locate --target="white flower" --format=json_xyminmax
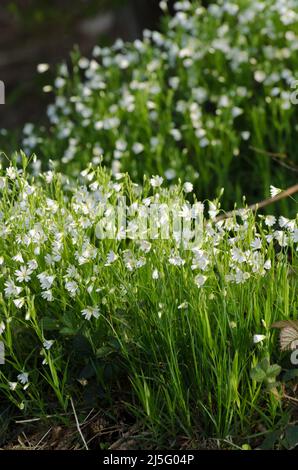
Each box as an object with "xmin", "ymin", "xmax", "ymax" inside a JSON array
[
  {"xmin": 274, "ymin": 230, "xmax": 289, "ymax": 247},
  {"xmin": 152, "ymin": 269, "xmax": 159, "ymax": 279},
  {"xmin": 279, "ymin": 216, "xmax": 295, "ymax": 231},
  {"xmin": 170, "ymin": 128, "xmax": 182, "ymax": 141},
  {"xmin": 0, "ymin": 321, "xmax": 5, "ymax": 334},
  {"xmin": 105, "ymin": 250, "xmax": 118, "ymax": 266},
  {"xmin": 13, "ymin": 298, "xmax": 25, "ymax": 309},
  {"xmin": 270, "ymin": 185, "xmax": 282, "ymax": 198},
  {"xmin": 235, "ymin": 269, "xmax": 250, "ymax": 284},
  {"xmin": 265, "ymin": 234, "xmax": 274, "ymax": 243},
  {"xmin": 232, "ymin": 106, "xmax": 243, "ymax": 118},
  {"xmin": 150, "ymin": 175, "xmax": 164, "ymax": 187},
  {"xmin": 231, "ymin": 248, "xmax": 246, "ymax": 263},
  {"xmin": 94, "ymin": 120, "xmax": 103, "ymax": 130},
  {"xmin": 254, "ymin": 70, "xmax": 266, "ymax": 83},
  {"xmin": 251, "ymin": 238, "xmax": 262, "ymax": 250},
  {"xmin": 6, "ymin": 166, "xmax": 18, "ymax": 180},
  {"xmin": 45, "ymin": 254, "xmax": 55, "ymax": 266},
  {"xmin": 45, "ymin": 171, "xmax": 54, "ymax": 184},
  {"xmin": 78, "ymin": 57, "xmax": 89, "ymax": 69},
  {"xmin": 55, "ymin": 77, "xmax": 66, "ymax": 88},
  {"xmin": 65, "ymin": 265, "xmax": 79, "ymax": 279},
  {"xmin": 253, "ymin": 334, "xmax": 266, "ymax": 344},
  {"xmin": 169, "ymin": 255, "xmax": 185, "ymax": 266},
  {"xmin": 37, "ymin": 63, "xmax": 49, "ymax": 73},
  {"xmin": 65, "ymin": 280, "xmax": 79, "ymax": 295},
  {"xmin": 263, "ymin": 260, "xmax": 271, "ymax": 270},
  {"xmin": 191, "ymin": 249, "xmax": 209, "ymax": 271},
  {"xmin": 132, "ymin": 142, "xmax": 144, "ymax": 154},
  {"xmin": 183, "ymin": 182, "xmax": 193, "ymax": 193},
  {"xmin": 4, "ymin": 280, "xmax": 22, "ymax": 298},
  {"xmin": 138, "ymin": 241, "xmax": 152, "ymax": 253},
  {"xmin": 43, "ymin": 339, "xmax": 54, "ymax": 350},
  {"xmin": 27, "ymin": 259, "xmax": 38, "ymax": 271},
  {"xmin": 179, "ymin": 204, "xmax": 192, "ymax": 220},
  {"xmin": 194, "ymin": 274, "xmax": 207, "ymax": 288},
  {"xmin": 208, "ymin": 202, "xmax": 219, "ymax": 219},
  {"xmin": 17, "ymin": 372, "xmax": 29, "ymax": 385},
  {"xmin": 241, "ymin": 131, "xmax": 250, "ymax": 140},
  {"xmin": 81, "ymin": 306, "xmax": 100, "ymax": 320},
  {"xmin": 15, "ymin": 266, "xmax": 33, "ymax": 283},
  {"xmin": 13, "ymin": 253, "xmax": 24, "ymax": 263},
  {"xmin": 164, "ymin": 169, "xmax": 176, "ymax": 180},
  {"xmin": 178, "ymin": 301, "xmax": 188, "ymax": 310},
  {"xmin": 264, "ymin": 215, "xmax": 276, "ymax": 227},
  {"xmin": 41, "ymin": 290, "xmax": 54, "ymax": 302},
  {"xmin": 37, "ymin": 272, "xmax": 55, "ymax": 289},
  {"xmin": 9, "ymin": 382, "xmax": 18, "ymax": 391},
  {"xmin": 42, "ymin": 85, "xmax": 52, "ymax": 93},
  {"xmin": 159, "ymin": 0, "xmax": 168, "ymax": 12}
]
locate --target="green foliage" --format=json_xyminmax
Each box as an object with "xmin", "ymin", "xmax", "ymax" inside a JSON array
[
  {"xmin": 250, "ymin": 358, "xmax": 281, "ymax": 385},
  {"xmin": 6, "ymin": 0, "xmax": 124, "ymax": 33}
]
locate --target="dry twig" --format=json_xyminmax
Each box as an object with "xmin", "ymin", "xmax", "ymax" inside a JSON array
[
  {"xmin": 216, "ymin": 184, "xmax": 298, "ymax": 222},
  {"xmin": 70, "ymin": 396, "xmax": 89, "ymax": 450}
]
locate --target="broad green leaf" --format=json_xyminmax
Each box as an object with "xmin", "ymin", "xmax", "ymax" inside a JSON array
[
  {"xmin": 250, "ymin": 366, "xmax": 266, "ymax": 382},
  {"xmin": 282, "ymin": 426, "xmax": 298, "ymax": 450}
]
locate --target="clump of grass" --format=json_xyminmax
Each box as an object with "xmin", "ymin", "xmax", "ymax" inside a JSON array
[
  {"xmin": 8, "ymin": 0, "xmax": 298, "ymax": 211},
  {"xmin": 0, "ymin": 158, "xmax": 297, "ymax": 445}
]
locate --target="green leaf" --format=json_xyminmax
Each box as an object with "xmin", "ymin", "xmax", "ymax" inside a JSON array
[
  {"xmin": 62, "ymin": 310, "xmax": 77, "ymax": 328},
  {"xmin": 250, "ymin": 366, "xmax": 267, "ymax": 382},
  {"xmin": 282, "ymin": 369, "xmax": 298, "ymax": 382},
  {"xmin": 282, "ymin": 426, "xmax": 298, "ymax": 450},
  {"xmin": 96, "ymin": 345, "xmax": 115, "ymax": 358},
  {"xmin": 40, "ymin": 316, "xmax": 59, "ymax": 331},
  {"xmin": 266, "ymin": 364, "xmax": 281, "ymax": 379},
  {"xmin": 60, "ymin": 327, "xmax": 77, "ymax": 336},
  {"xmin": 73, "ymin": 334, "xmax": 93, "ymax": 357},
  {"xmin": 259, "ymin": 357, "xmax": 270, "ymax": 371},
  {"xmin": 259, "ymin": 430, "xmax": 280, "ymax": 450},
  {"xmin": 78, "ymin": 363, "xmax": 96, "ymax": 380},
  {"xmin": 83, "ymin": 383, "xmax": 105, "ymax": 407},
  {"xmin": 60, "ymin": 311, "xmax": 80, "ymax": 335},
  {"xmin": 241, "ymin": 444, "xmax": 251, "ymax": 450}
]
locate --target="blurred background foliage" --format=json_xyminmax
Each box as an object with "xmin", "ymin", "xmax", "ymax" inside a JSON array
[
  {"xmin": 0, "ymin": 0, "xmax": 170, "ymax": 129},
  {"xmin": 5, "ymin": 0, "xmax": 124, "ymax": 33}
]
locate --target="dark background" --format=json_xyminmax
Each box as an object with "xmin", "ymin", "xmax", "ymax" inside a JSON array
[{"xmin": 0, "ymin": 0, "xmax": 175, "ymax": 130}]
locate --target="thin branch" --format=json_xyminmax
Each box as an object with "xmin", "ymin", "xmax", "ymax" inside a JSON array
[
  {"xmin": 249, "ymin": 146, "xmax": 287, "ymax": 159},
  {"xmin": 271, "ymin": 157, "xmax": 298, "ymax": 173},
  {"xmin": 283, "ymin": 393, "xmax": 298, "ymax": 404},
  {"xmin": 108, "ymin": 423, "xmax": 139, "ymax": 450},
  {"xmin": 34, "ymin": 427, "xmax": 53, "ymax": 450},
  {"xmin": 216, "ymin": 184, "xmax": 298, "ymax": 222},
  {"xmin": 15, "ymin": 417, "xmax": 41, "ymax": 424},
  {"xmin": 15, "ymin": 411, "xmax": 72, "ymax": 424},
  {"xmin": 250, "ymin": 146, "xmax": 298, "ymax": 172},
  {"xmin": 70, "ymin": 396, "xmax": 89, "ymax": 450}
]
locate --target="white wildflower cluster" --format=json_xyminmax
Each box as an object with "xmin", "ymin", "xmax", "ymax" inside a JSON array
[
  {"xmin": 0, "ymin": 165, "xmax": 296, "ymax": 313},
  {"xmin": 18, "ymin": 0, "xmax": 298, "ymax": 205},
  {"xmin": 0, "ymin": 163, "xmax": 296, "ymax": 403}
]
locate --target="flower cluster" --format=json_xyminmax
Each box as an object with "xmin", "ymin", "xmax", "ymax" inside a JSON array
[
  {"xmin": 0, "ymin": 165, "xmax": 296, "ymax": 312},
  {"xmin": 0, "ymin": 161, "xmax": 296, "ymax": 435},
  {"xmin": 15, "ymin": 0, "xmax": 298, "ymax": 207}
]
